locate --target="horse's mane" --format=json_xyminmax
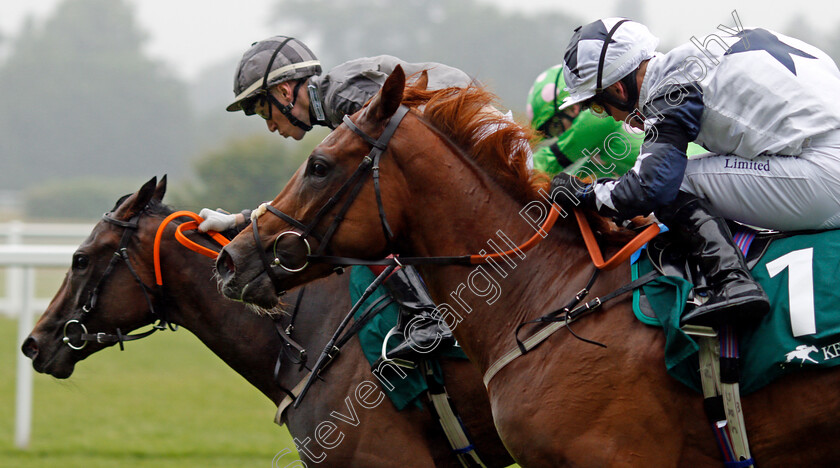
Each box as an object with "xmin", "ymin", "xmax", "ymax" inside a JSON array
[
  {"xmin": 399, "ymin": 84, "xmax": 644, "ymax": 241},
  {"xmin": 400, "ymin": 84, "xmax": 549, "ymax": 202},
  {"xmin": 145, "ymin": 199, "xmax": 175, "ymax": 217}
]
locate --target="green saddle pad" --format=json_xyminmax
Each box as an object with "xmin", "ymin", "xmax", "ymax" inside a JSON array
[
  {"xmin": 348, "ymin": 266, "xmax": 468, "ymax": 410},
  {"xmin": 632, "ymin": 228, "xmax": 840, "ymax": 394}
]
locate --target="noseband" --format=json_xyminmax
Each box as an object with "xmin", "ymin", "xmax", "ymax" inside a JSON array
[
  {"xmin": 62, "ymin": 212, "xmax": 174, "ymax": 350},
  {"xmin": 250, "ymin": 105, "xmax": 410, "ymax": 294}
]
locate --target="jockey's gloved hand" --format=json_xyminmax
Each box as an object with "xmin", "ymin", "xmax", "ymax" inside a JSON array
[
  {"xmin": 198, "ymin": 208, "xmax": 237, "ymax": 232},
  {"xmin": 549, "ymin": 173, "xmax": 589, "ymax": 211}
]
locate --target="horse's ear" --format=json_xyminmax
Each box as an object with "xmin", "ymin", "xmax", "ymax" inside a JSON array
[
  {"xmin": 368, "ymin": 65, "xmax": 405, "ymax": 121},
  {"xmin": 414, "ymin": 70, "xmax": 429, "ymax": 91},
  {"xmin": 153, "ymin": 174, "xmax": 167, "ymax": 202},
  {"xmin": 120, "ymin": 176, "xmax": 157, "ymax": 220}
]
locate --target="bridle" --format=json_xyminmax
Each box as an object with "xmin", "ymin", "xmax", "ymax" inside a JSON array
[
  {"xmin": 62, "ymin": 211, "xmax": 175, "ymax": 351},
  {"xmin": 60, "ymin": 206, "xmax": 320, "ymax": 405},
  {"xmin": 250, "ymin": 105, "xmax": 410, "ymax": 294},
  {"xmin": 249, "ymin": 104, "xmax": 563, "ymax": 296}
]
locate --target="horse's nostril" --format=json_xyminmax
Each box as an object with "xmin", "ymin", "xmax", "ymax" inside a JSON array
[
  {"xmin": 21, "ymin": 336, "xmax": 39, "ymax": 359},
  {"xmin": 216, "ymin": 250, "xmax": 235, "ymax": 279}
]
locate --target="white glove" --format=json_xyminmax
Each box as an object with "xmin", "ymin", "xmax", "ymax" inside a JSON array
[{"xmin": 198, "ymin": 208, "xmax": 237, "ymax": 232}]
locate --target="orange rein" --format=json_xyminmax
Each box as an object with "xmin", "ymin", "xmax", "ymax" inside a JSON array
[
  {"xmin": 468, "ymin": 203, "xmax": 562, "ymax": 264},
  {"xmin": 573, "ymin": 209, "xmax": 660, "ymax": 270},
  {"xmin": 465, "ymin": 203, "xmax": 658, "ymax": 270},
  {"xmin": 153, "ymin": 210, "xmax": 229, "ymax": 286}
]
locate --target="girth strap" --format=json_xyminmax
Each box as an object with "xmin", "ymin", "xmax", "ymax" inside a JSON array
[{"xmin": 483, "ymin": 269, "xmax": 659, "ymax": 387}]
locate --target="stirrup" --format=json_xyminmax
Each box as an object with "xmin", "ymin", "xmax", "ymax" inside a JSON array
[{"xmin": 380, "ymin": 325, "xmax": 417, "ymax": 369}]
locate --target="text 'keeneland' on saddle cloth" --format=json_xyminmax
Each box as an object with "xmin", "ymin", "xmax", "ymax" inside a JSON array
[{"xmin": 632, "ymin": 227, "xmax": 840, "ymax": 394}]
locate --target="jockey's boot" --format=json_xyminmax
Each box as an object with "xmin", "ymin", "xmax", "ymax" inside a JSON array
[
  {"xmin": 655, "ymin": 192, "xmax": 769, "ymax": 328},
  {"xmin": 382, "ymin": 265, "xmax": 455, "ymax": 363}
]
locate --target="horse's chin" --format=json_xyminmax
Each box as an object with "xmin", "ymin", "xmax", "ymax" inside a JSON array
[
  {"xmin": 33, "ymin": 353, "xmax": 77, "ymax": 379},
  {"xmin": 237, "ymin": 278, "xmax": 282, "ymax": 311}
]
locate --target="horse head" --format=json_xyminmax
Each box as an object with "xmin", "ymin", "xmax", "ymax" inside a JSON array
[
  {"xmin": 216, "ymin": 65, "xmax": 544, "ymax": 310},
  {"xmin": 21, "ymin": 176, "xmax": 169, "ymax": 378}
]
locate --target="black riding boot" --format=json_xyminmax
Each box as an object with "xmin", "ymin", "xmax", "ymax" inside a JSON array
[
  {"xmin": 655, "ymin": 192, "xmax": 770, "ymax": 328},
  {"xmin": 383, "ymin": 265, "xmax": 455, "ymax": 362}
]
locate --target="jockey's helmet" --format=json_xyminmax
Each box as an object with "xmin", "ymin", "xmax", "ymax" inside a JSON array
[
  {"xmin": 227, "ymin": 36, "xmax": 322, "ymax": 115},
  {"xmin": 560, "ymin": 18, "xmax": 658, "ymax": 114},
  {"xmin": 526, "ymin": 64, "xmax": 571, "ymax": 137}
]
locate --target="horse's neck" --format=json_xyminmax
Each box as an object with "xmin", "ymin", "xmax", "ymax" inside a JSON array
[
  {"xmin": 402, "ymin": 155, "xmax": 597, "ymax": 371},
  {"xmin": 155, "ymin": 233, "xmax": 286, "ymax": 405}
]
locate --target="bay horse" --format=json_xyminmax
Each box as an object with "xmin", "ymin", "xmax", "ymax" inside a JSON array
[
  {"xmin": 215, "ymin": 66, "xmax": 840, "ymax": 467},
  {"xmin": 21, "ymin": 176, "xmax": 511, "ymax": 467}
]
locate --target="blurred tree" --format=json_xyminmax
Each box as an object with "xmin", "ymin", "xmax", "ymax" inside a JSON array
[
  {"xmin": 23, "ymin": 176, "xmax": 146, "ymax": 221},
  {"xmin": 0, "ymin": 0, "xmax": 195, "ymax": 190},
  {"xmin": 169, "ymin": 130, "xmax": 327, "ymax": 213},
  {"xmin": 266, "ymin": 0, "xmax": 580, "ymax": 112}
]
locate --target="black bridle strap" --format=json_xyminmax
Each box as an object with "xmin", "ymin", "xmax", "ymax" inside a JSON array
[
  {"xmin": 514, "ymin": 269, "xmax": 660, "ymax": 353},
  {"xmin": 343, "ymin": 106, "xmax": 409, "ymax": 246},
  {"xmin": 311, "ymin": 158, "xmax": 375, "ymax": 256},
  {"xmin": 251, "ymin": 106, "xmax": 410, "ymax": 291},
  {"xmin": 82, "ymin": 216, "xmax": 138, "ymax": 312},
  {"xmin": 253, "ymin": 219, "xmax": 285, "ymax": 294},
  {"xmin": 294, "ymin": 264, "xmax": 398, "ymax": 408},
  {"xmin": 265, "ymin": 205, "xmax": 311, "ymax": 233},
  {"xmin": 271, "ymin": 285, "xmax": 310, "ymax": 401},
  {"xmin": 66, "ymin": 213, "xmax": 172, "ymax": 351},
  {"xmin": 309, "ymin": 254, "xmax": 474, "ymax": 266},
  {"xmin": 79, "ymin": 325, "xmax": 159, "ymax": 352}
]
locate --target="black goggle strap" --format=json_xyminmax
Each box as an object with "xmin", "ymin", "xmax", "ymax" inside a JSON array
[
  {"xmin": 261, "ymin": 38, "xmax": 294, "ymax": 91},
  {"xmin": 259, "ymin": 37, "xmax": 313, "ymax": 132},
  {"xmin": 595, "ymin": 19, "xmax": 630, "ymax": 93}
]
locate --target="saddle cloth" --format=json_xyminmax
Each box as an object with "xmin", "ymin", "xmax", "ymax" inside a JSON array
[
  {"xmin": 632, "ymin": 227, "xmax": 840, "ymax": 394},
  {"xmin": 348, "ymin": 266, "xmax": 467, "ymax": 410}
]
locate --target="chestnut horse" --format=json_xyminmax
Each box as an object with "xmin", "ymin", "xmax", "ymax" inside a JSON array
[
  {"xmin": 216, "ymin": 66, "xmax": 840, "ymax": 467},
  {"xmin": 21, "ymin": 177, "xmax": 511, "ymax": 467}
]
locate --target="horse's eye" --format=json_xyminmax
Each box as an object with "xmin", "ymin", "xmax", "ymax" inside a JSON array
[
  {"xmin": 72, "ymin": 254, "xmax": 89, "ymax": 270},
  {"xmin": 310, "ymin": 161, "xmax": 330, "ymax": 178}
]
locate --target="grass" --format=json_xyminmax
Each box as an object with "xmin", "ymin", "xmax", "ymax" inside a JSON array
[{"xmin": 0, "ymin": 316, "xmax": 301, "ymax": 468}]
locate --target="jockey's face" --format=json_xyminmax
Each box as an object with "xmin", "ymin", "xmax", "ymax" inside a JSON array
[{"xmin": 254, "ymin": 83, "xmax": 309, "ymax": 141}]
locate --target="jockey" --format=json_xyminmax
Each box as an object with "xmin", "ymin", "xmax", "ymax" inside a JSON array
[
  {"xmin": 526, "ymin": 63, "xmax": 643, "ymax": 179},
  {"xmin": 226, "ymin": 36, "xmax": 474, "ymax": 139},
  {"xmin": 550, "ymin": 18, "xmax": 840, "ymax": 328},
  {"xmin": 200, "ymin": 35, "xmax": 469, "ymax": 359},
  {"xmin": 526, "ymin": 64, "xmax": 707, "ymax": 180}
]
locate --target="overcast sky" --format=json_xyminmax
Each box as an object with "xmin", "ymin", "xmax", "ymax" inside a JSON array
[{"xmin": 2, "ymin": 0, "xmax": 839, "ymax": 81}]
